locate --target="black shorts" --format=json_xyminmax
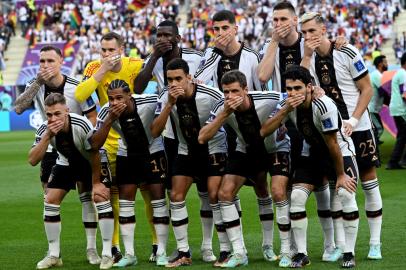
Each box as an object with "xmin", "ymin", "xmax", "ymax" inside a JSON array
[
  {"xmin": 293, "ymin": 155, "xmax": 358, "ymax": 187},
  {"xmin": 116, "ymin": 151, "xmax": 167, "ymax": 186},
  {"xmin": 40, "ymin": 150, "xmax": 58, "ymax": 183},
  {"xmin": 172, "ymin": 152, "xmax": 227, "ymax": 180},
  {"xmin": 47, "ymin": 163, "xmax": 92, "ymax": 191},
  {"xmin": 351, "ymin": 129, "xmax": 380, "ymax": 170},
  {"xmin": 225, "ymin": 151, "xmax": 268, "ymax": 181},
  {"xmin": 268, "ymin": 152, "xmax": 290, "ymax": 177}
]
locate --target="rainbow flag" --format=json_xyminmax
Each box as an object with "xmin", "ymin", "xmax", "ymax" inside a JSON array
[
  {"xmin": 70, "ymin": 7, "xmax": 82, "ymax": 29},
  {"xmin": 36, "ymin": 9, "xmax": 46, "ymax": 31},
  {"xmin": 128, "ymin": 0, "xmax": 149, "ymax": 11},
  {"xmin": 63, "ymin": 39, "xmax": 77, "ymax": 57}
]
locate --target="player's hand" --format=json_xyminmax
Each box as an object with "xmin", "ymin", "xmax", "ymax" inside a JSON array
[
  {"xmin": 108, "ymin": 103, "xmax": 127, "ymax": 120},
  {"xmin": 215, "ymin": 31, "xmax": 233, "ymax": 52},
  {"xmin": 286, "ymin": 94, "xmax": 305, "ymax": 111},
  {"xmin": 47, "ymin": 120, "xmax": 64, "ymax": 137},
  {"xmin": 311, "ymin": 85, "xmax": 325, "ymax": 99},
  {"xmin": 336, "ymin": 174, "xmax": 357, "ymax": 193},
  {"xmin": 334, "ymin": 36, "xmax": 348, "ymax": 50},
  {"xmin": 152, "ymin": 40, "xmax": 173, "ymax": 58},
  {"xmin": 168, "ymin": 85, "xmax": 185, "ymax": 105},
  {"xmin": 37, "ymin": 67, "xmax": 57, "ymax": 85},
  {"xmin": 272, "ymin": 23, "xmax": 291, "ymax": 43},
  {"xmin": 93, "ymin": 182, "xmax": 110, "ymax": 201},
  {"xmin": 224, "ymin": 96, "xmax": 243, "ymax": 114},
  {"xmin": 100, "ymin": 54, "xmax": 121, "ymax": 72},
  {"xmin": 342, "ymin": 120, "xmax": 354, "ymax": 136},
  {"xmin": 304, "ymin": 36, "xmax": 321, "ymax": 57}
]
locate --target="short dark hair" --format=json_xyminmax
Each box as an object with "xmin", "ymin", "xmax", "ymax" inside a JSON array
[
  {"xmin": 373, "ymin": 55, "xmax": 386, "ymax": 68},
  {"xmin": 158, "ymin": 20, "xmax": 179, "ymax": 35},
  {"xmin": 101, "ymin": 32, "xmax": 124, "ymax": 47},
  {"xmin": 401, "ymin": 53, "xmax": 406, "ymax": 66},
  {"xmin": 167, "ymin": 58, "xmax": 189, "ymax": 74},
  {"xmin": 212, "ymin": 10, "xmax": 235, "ymax": 24},
  {"xmin": 40, "ymin": 45, "xmax": 63, "ymax": 57},
  {"xmin": 273, "ymin": 1, "xmax": 296, "ymax": 14},
  {"xmin": 221, "ymin": 70, "xmax": 247, "ymax": 88},
  {"xmin": 44, "ymin": 93, "xmax": 66, "ymax": 106},
  {"xmin": 108, "ymin": 79, "xmax": 130, "ymax": 93},
  {"xmin": 283, "ymin": 65, "xmax": 313, "ymax": 86}
]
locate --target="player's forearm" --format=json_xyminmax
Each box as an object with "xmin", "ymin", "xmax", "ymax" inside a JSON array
[
  {"xmin": 150, "ymin": 104, "xmax": 172, "ymax": 138},
  {"xmin": 86, "ymin": 110, "xmax": 97, "ymax": 126},
  {"xmin": 15, "ymin": 80, "xmax": 41, "ymax": 114},
  {"xmin": 28, "ymin": 135, "xmax": 51, "ymax": 166},
  {"xmin": 75, "ymin": 76, "xmax": 99, "ymax": 103},
  {"xmin": 198, "ymin": 111, "xmax": 228, "ymax": 144},
  {"xmin": 257, "ymin": 41, "xmax": 278, "ymax": 83},
  {"xmin": 90, "ymin": 120, "xmax": 113, "ymax": 150},
  {"xmin": 260, "ymin": 106, "xmax": 288, "ymax": 138},
  {"xmin": 133, "ymin": 55, "xmax": 158, "ymax": 94},
  {"xmin": 300, "ymin": 55, "xmax": 312, "ymax": 70},
  {"xmin": 90, "ymin": 150, "xmax": 102, "ymax": 185},
  {"xmin": 325, "ymin": 133, "xmax": 345, "ymax": 176},
  {"xmin": 352, "ymin": 85, "xmax": 373, "ymax": 120}
]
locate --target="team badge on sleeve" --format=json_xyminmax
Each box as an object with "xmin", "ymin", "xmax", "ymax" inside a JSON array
[
  {"xmin": 156, "ymin": 102, "xmax": 162, "ymax": 113},
  {"xmin": 208, "ymin": 113, "xmax": 216, "ymax": 122},
  {"xmin": 354, "ymin": 60, "xmax": 365, "ymax": 72},
  {"xmin": 322, "ymin": 118, "xmax": 333, "ymax": 129}
]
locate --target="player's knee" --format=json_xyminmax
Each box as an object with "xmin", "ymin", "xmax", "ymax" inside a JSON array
[
  {"xmin": 290, "ymin": 188, "xmax": 309, "ymax": 213},
  {"xmin": 208, "ymin": 189, "xmax": 218, "ymax": 204},
  {"xmin": 217, "ymin": 187, "xmax": 233, "ymax": 202},
  {"xmin": 170, "ymin": 190, "xmax": 185, "ymax": 202},
  {"xmin": 338, "ymin": 188, "xmax": 358, "ymax": 213},
  {"xmin": 271, "ymin": 186, "xmax": 286, "ymax": 202}
]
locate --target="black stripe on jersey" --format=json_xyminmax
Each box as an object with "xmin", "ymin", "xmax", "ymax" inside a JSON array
[
  {"xmin": 353, "ymin": 70, "xmax": 368, "ymax": 82},
  {"xmin": 197, "ymin": 85, "xmax": 223, "ymax": 99},
  {"xmin": 250, "ymin": 93, "xmax": 280, "ymax": 99},
  {"xmin": 280, "ymin": 99, "xmax": 286, "ymax": 107},
  {"xmin": 136, "ymin": 100, "xmax": 158, "ymax": 106},
  {"xmin": 313, "ymin": 99, "xmax": 327, "ymax": 114},
  {"xmin": 212, "ymin": 100, "xmax": 225, "ymax": 113},
  {"xmin": 339, "ymin": 129, "xmax": 356, "ymax": 157},
  {"xmin": 135, "ymin": 96, "xmax": 158, "ymax": 103},
  {"xmin": 71, "ymin": 117, "xmax": 91, "ymax": 133},
  {"xmin": 339, "ymin": 47, "xmax": 356, "ymax": 59},
  {"xmin": 98, "ymin": 107, "xmax": 109, "ymax": 120},
  {"xmin": 182, "ymin": 48, "xmax": 203, "ymax": 56},
  {"xmin": 158, "ymin": 89, "xmax": 167, "ymax": 99},
  {"xmin": 243, "ymin": 47, "xmax": 261, "ymax": 62},
  {"xmin": 194, "ymin": 52, "xmax": 220, "ymax": 77},
  {"xmin": 27, "ymin": 78, "xmax": 36, "ymax": 85},
  {"xmin": 37, "ymin": 124, "xmax": 47, "ymax": 136},
  {"xmin": 66, "ymin": 77, "xmax": 80, "ymax": 85}
]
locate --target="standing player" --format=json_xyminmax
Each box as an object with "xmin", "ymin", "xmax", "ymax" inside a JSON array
[
  {"xmin": 257, "ymin": 3, "xmax": 349, "ymax": 260},
  {"xmin": 151, "ymin": 59, "xmax": 227, "ymax": 267},
  {"xmin": 74, "ymin": 32, "xmax": 158, "ymax": 262},
  {"xmin": 300, "ymin": 12, "xmax": 383, "ymax": 260},
  {"xmin": 260, "ymin": 66, "xmax": 359, "ymax": 268},
  {"xmin": 198, "ymin": 70, "xmax": 291, "ymax": 267},
  {"xmin": 134, "ymin": 21, "xmax": 216, "ymax": 262},
  {"xmin": 29, "ymin": 93, "xmax": 115, "ymax": 270},
  {"xmin": 90, "ymin": 80, "xmax": 169, "ymax": 267},
  {"xmin": 14, "ymin": 46, "xmax": 101, "ymax": 265}
]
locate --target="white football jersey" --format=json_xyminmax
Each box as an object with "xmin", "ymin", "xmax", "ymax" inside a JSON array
[
  {"xmin": 96, "ymin": 94, "xmax": 164, "ymax": 156},
  {"xmin": 208, "ymin": 91, "xmax": 290, "ymax": 154},
  {"xmin": 307, "ymin": 43, "xmax": 371, "ymax": 131},
  {"xmin": 156, "ymin": 83, "xmax": 227, "ymax": 155},
  {"xmin": 194, "ymin": 43, "xmax": 267, "ymax": 92},
  {"xmin": 283, "ymin": 95, "xmax": 355, "ymax": 157},
  {"xmin": 258, "ymin": 35, "xmax": 305, "ymax": 92},
  {"xmin": 33, "ymin": 113, "xmax": 94, "ymax": 166}
]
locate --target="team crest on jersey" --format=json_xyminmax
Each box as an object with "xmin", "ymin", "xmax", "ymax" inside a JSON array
[
  {"xmin": 198, "ymin": 59, "xmax": 206, "ymax": 69},
  {"xmin": 322, "ymin": 74, "xmax": 331, "ymax": 85},
  {"xmin": 354, "ymin": 60, "xmax": 365, "ymax": 72},
  {"xmin": 208, "ymin": 113, "xmax": 216, "ymax": 122},
  {"xmin": 322, "ymin": 118, "xmax": 333, "ymax": 129},
  {"xmin": 156, "ymin": 102, "xmax": 162, "ymax": 112}
]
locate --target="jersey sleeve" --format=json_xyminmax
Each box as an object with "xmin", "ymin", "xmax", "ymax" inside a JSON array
[
  {"xmin": 75, "ymin": 61, "xmax": 101, "ymax": 103},
  {"xmin": 32, "ymin": 122, "xmax": 48, "ymax": 147},
  {"xmin": 95, "ymin": 103, "xmax": 110, "ymax": 131},
  {"xmin": 345, "ymin": 45, "xmax": 368, "ymax": 81},
  {"xmin": 142, "ymin": 55, "xmax": 157, "ymax": 82},
  {"xmin": 155, "ymin": 88, "xmax": 168, "ymax": 116},
  {"xmin": 194, "ymin": 47, "xmax": 222, "ymax": 83},
  {"xmin": 80, "ymin": 95, "xmax": 97, "ymax": 114},
  {"xmin": 258, "ymin": 40, "xmax": 270, "ymax": 60},
  {"xmin": 206, "ymin": 99, "xmax": 225, "ymax": 124},
  {"xmin": 252, "ymin": 54, "xmax": 268, "ymax": 91},
  {"xmin": 315, "ymin": 98, "xmax": 340, "ymax": 134}
]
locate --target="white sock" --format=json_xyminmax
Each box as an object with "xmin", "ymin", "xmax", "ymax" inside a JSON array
[
  {"xmin": 198, "ymin": 191, "xmax": 214, "ymax": 250},
  {"xmin": 211, "ymin": 203, "xmax": 231, "ymax": 252},
  {"xmin": 287, "ymin": 188, "xmax": 297, "ymax": 254},
  {"xmin": 257, "ymin": 196, "xmax": 274, "ymax": 247},
  {"xmin": 79, "ymin": 192, "xmax": 97, "ymax": 250},
  {"xmin": 220, "ymin": 201, "xmax": 245, "ymax": 255},
  {"xmin": 275, "ymin": 199, "xmax": 291, "ymax": 254},
  {"xmin": 44, "ymin": 203, "xmax": 61, "ymax": 257},
  {"xmin": 170, "ymin": 200, "xmax": 189, "ymax": 252},
  {"xmin": 338, "ymin": 188, "xmax": 359, "ymax": 254},
  {"xmin": 290, "ymin": 186, "xmax": 310, "ymax": 254},
  {"xmin": 314, "ymin": 184, "xmax": 335, "ymax": 250},
  {"xmin": 362, "ymin": 179, "xmax": 382, "ymax": 245},
  {"xmin": 96, "ymin": 201, "xmax": 114, "ymax": 257},
  {"xmin": 233, "ymin": 195, "xmax": 246, "ymax": 251},
  {"xmin": 330, "ymin": 186, "xmax": 345, "ymax": 250},
  {"xmin": 152, "ymin": 199, "xmax": 170, "ymax": 256},
  {"xmin": 119, "ymin": 200, "xmax": 135, "ymax": 256}
]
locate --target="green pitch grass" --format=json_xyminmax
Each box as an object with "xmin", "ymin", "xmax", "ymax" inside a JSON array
[{"xmin": 0, "ymin": 131, "xmax": 405, "ymax": 269}]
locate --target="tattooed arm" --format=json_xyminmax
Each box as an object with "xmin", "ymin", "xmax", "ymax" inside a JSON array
[{"xmin": 15, "ymin": 79, "xmax": 42, "ymax": 114}]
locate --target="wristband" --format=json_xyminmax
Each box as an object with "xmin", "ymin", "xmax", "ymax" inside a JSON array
[{"xmin": 347, "ymin": 117, "xmax": 359, "ymax": 128}]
